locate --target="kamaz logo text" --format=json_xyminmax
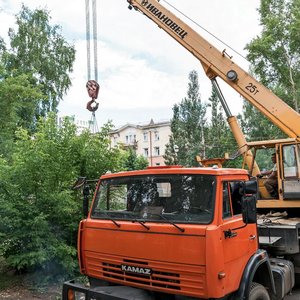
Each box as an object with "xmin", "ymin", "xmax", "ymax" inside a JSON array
[
  {"xmin": 121, "ymin": 264, "xmax": 152, "ymax": 275},
  {"xmin": 143, "ymin": 2, "xmax": 188, "ymax": 39}
]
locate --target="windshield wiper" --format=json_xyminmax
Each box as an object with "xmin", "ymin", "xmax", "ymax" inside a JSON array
[
  {"xmin": 146, "ymin": 213, "xmax": 185, "ymax": 233},
  {"xmin": 97, "ymin": 210, "xmax": 121, "ymax": 228},
  {"xmin": 125, "ymin": 214, "xmax": 150, "ymax": 230},
  {"xmin": 131, "ymin": 219, "xmax": 150, "ymax": 230}
]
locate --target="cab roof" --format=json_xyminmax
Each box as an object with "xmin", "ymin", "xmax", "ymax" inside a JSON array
[
  {"xmin": 247, "ymin": 138, "xmax": 297, "ymax": 148},
  {"xmin": 101, "ymin": 166, "xmax": 249, "ymax": 180}
]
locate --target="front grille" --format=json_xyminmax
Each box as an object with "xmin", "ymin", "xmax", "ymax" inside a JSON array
[
  {"xmin": 152, "ymin": 271, "xmax": 180, "ymax": 290},
  {"xmin": 103, "ymin": 260, "xmax": 180, "ymax": 290},
  {"xmin": 85, "ymin": 252, "xmax": 205, "ymax": 297}
]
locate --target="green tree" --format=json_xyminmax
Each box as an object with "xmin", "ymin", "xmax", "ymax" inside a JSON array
[
  {"xmin": 0, "ymin": 115, "xmax": 122, "ymax": 278},
  {"xmin": 0, "ymin": 67, "xmax": 44, "ymax": 157},
  {"xmin": 206, "ymin": 87, "xmax": 236, "ymax": 160},
  {"xmin": 240, "ymin": 100, "xmax": 284, "ymax": 141},
  {"xmin": 4, "ymin": 5, "xmax": 75, "ymax": 116},
  {"xmin": 122, "ymin": 147, "xmax": 148, "ymax": 171},
  {"xmin": 74, "ymin": 122, "xmax": 123, "ymax": 179},
  {"xmin": 164, "ymin": 135, "xmax": 178, "ymax": 165},
  {"xmin": 164, "ymin": 70, "xmax": 207, "ymax": 166},
  {"xmin": 243, "ymin": 0, "xmax": 300, "ymax": 140}
]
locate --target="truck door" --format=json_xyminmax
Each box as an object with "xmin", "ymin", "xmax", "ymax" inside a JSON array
[
  {"xmin": 220, "ymin": 180, "xmax": 257, "ymax": 293},
  {"xmin": 281, "ymin": 143, "xmax": 300, "ymax": 199}
]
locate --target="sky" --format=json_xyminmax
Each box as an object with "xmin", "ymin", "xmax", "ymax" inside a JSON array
[{"xmin": 0, "ymin": 0, "xmax": 261, "ymax": 128}]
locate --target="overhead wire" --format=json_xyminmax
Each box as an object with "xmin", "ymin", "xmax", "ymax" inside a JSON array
[
  {"xmin": 161, "ymin": 0, "xmax": 248, "ymax": 62},
  {"xmin": 158, "ymin": 0, "xmax": 261, "ymax": 148}
]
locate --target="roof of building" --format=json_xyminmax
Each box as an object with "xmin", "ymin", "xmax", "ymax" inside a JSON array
[{"xmin": 110, "ymin": 119, "xmax": 170, "ymax": 134}]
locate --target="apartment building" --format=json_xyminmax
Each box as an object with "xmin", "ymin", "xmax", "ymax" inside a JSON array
[
  {"xmin": 58, "ymin": 115, "xmax": 96, "ymax": 135},
  {"xmin": 110, "ymin": 119, "xmax": 171, "ymax": 166}
]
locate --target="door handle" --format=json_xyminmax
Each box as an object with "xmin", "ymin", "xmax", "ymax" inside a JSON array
[{"xmin": 249, "ymin": 235, "xmax": 256, "ymax": 240}]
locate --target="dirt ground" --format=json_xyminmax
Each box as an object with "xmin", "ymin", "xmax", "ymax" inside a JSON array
[
  {"xmin": 0, "ymin": 285, "xmax": 61, "ymax": 300},
  {"xmin": 0, "ymin": 270, "xmax": 62, "ymax": 299},
  {"xmin": 0, "ymin": 257, "xmax": 63, "ymax": 300}
]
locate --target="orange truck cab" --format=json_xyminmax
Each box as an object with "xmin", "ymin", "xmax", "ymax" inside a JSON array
[{"xmin": 63, "ymin": 166, "xmax": 294, "ymax": 300}]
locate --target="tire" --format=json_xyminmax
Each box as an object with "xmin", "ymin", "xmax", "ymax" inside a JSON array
[{"xmin": 249, "ymin": 282, "xmax": 270, "ymax": 300}]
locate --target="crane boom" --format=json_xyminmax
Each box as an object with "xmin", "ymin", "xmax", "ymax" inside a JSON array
[{"xmin": 128, "ymin": 0, "xmax": 300, "ymax": 141}]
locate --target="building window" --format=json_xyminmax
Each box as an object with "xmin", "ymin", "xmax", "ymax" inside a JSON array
[
  {"xmin": 154, "ymin": 131, "xmax": 159, "ymax": 141},
  {"xmin": 154, "ymin": 147, "xmax": 160, "ymax": 156},
  {"xmin": 143, "ymin": 132, "xmax": 148, "ymax": 142},
  {"xmin": 125, "ymin": 134, "xmax": 136, "ymax": 144},
  {"xmin": 113, "ymin": 137, "xmax": 118, "ymax": 146},
  {"xmin": 144, "ymin": 148, "xmax": 149, "ymax": 157}
]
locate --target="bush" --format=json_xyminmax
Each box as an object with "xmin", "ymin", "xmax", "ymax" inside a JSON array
[{"xmin": 0, "ymin": 114, "xmax": 122, "ymax": 280}]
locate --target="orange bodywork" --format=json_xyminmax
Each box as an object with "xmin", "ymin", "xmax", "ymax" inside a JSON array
[{"xmin": 78, "ymin": 167, "xmax": 258, "ymax": 299}]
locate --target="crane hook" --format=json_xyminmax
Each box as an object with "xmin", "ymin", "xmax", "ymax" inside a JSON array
[{"xmin": 86, "ymin": 99, "xmax": 99, "ymax": 112}]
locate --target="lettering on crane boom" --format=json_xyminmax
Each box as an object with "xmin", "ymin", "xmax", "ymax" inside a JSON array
[
  {"xmin": 245, "ymin": 82, "xmax": 260, "ymax": 95},
  {"xmin": 141, "ymin": 1, "xmax": 188, "ymax": 39}
]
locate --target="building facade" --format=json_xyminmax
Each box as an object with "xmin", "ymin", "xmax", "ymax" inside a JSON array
[
  {"xmin": 58, "ymin": 115, "xmax": 96, "ymax": 135},
  {"xmin": 110, "ymin": 119, "xmax": 171, "ymax": 166}
]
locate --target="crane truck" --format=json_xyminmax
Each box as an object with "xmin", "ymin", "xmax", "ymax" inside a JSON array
[{"xmin": 63, "ymin": 1, "xmax": 300, "ymax": 299}]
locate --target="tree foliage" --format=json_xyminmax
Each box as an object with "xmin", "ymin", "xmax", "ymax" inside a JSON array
[
  {"xmin": 206, "ymin": 87, "xmax": 237, "ymax": 162},
  {"xmin": 240, "ymin": 100, "xmax": 285, "ymax": 141},
  {"xmin": 0, "ymin": 115, "xmax": 122, "ymax": 277},
  {"xmin": 74, "ymin": 122, "xmax": 123, "ymax": 179},
  {"xmin": 164, "ymin": 70, "xmax": 207, "ymax": 166},
  {"xmin": 3, "ymin": 5, "xmax": 75, "ymax": 117},
  {"xmin": 165, "ymin": 73, "xmax": 241, "ymax": 167},
  {"xmin": 0, "ymin": 68, "xmax": 44, "ymax": 157},
  {"xmin": 122, "ymin": 147, "xmax": 148, "ymax": 171},
  {"xmin": 243, "ymin": 0, "xmax": 300, "ymax": 140}
]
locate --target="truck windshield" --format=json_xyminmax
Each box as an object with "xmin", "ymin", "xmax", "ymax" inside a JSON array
[{"xmin": 91, "ymin": 174, "xmax": 215, "ymax": 224}]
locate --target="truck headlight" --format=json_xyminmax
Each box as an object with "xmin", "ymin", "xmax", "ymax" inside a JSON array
[{"xmin": 67, "ymin": 289, "xmax": 86, "ymax": 300}]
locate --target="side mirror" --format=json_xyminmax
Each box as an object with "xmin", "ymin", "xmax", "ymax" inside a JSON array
[
  {"xmin": 72, "ymin": 177, "xmax": 98, "ymax": 218},
  {"xmin": 241, "ymin": 180, "xmax": 258, "ymax": 195},
  {"xmin": 240, "ymin": 180, "xmax": 258, "ymax": 224},
  {"xmin": 241, "ymin": 195, "xmax": 257, "ymax": 224}
]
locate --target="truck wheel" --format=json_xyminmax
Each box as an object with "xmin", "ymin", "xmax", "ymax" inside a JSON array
[{"xmin": 249, "ymin": 282, "xmax": 270, "ymax": 300}]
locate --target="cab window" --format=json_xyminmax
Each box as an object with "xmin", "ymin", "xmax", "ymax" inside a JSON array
[
  {"xmin": 282, "ymin": 144, "xmax": 299, "ymax": 178},
  {"xmin": 222, "ymin": 181, "xmax": 243, "ymax": 219}
]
